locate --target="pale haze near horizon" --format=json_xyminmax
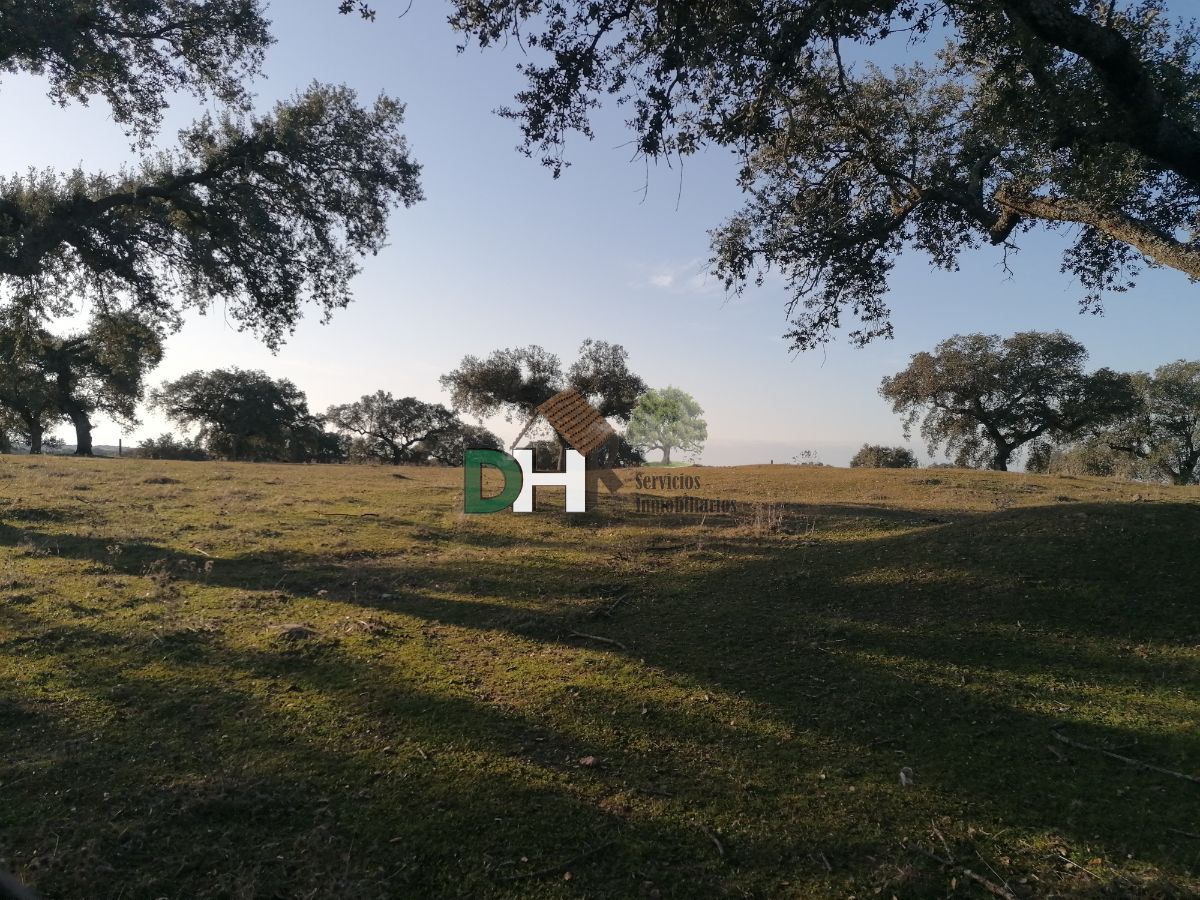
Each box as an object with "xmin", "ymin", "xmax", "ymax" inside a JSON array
[{"xmin": 4, "ymin": 1, "xmax": 1199, "ymax": 467}]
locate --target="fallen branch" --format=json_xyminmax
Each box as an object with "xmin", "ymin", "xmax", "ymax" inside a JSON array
[
  {"xmin": 908, "ymin": 844, "xmax": 1018, "ymax": 900},
  {"xmin": 568, "ymin": 631, "xmax": 627, "ymax": 651},
  {"xmin": 699, "ymin": 826, "xmax": 725, "ymax": 858},
  {"xmin": 931, "ymin": 824, "xmax": 954, "ymax": 861},
  {"xmin": 1056, "ymin": 854, "xmax": 1097, "ymax": 880},
  {"xmin": 1169, "ymin": 828, "xmax": 1200, "ymax": 839},
  {"xmin": 596, "ymin": 594, "xmax": 629, "ymax": 618},
  {"xmin": 963, "ymin": 868, "xmax": 1020, "ymax": 900},
  {"xmin": 1051, "ymin": 730, "xmax": 1200, "ymax": 784},
  {"xmin": 496, "ymin": 840, "xmax": 615, "ymax": 881}
]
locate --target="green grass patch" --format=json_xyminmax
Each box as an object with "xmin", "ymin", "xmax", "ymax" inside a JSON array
[{"xmin": 0, "ymin": 457, "xmax": 1198, "ymax": 898}]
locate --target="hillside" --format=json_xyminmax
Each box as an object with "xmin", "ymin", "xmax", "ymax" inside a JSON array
[{"xmin": 1, "ymin": 457, "xmax": 1198, "ymax": 898}]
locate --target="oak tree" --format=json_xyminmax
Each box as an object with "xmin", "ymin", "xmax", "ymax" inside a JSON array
[
  {"xmin": 850, "ymin": 444, "xmax": 918, "ymax": 468},
  {"xmin": 44, "ymin": 312, "xmax": 164, "ymax": 456},
  {"xmin": 440, "ymin": 340, "xmax": 646, "ymax": 463},
  {"xmin": 325, "ymin": 391, "xmax": 460, "ymax": 465},
  {"xmin": 1104, "ymin": 360, "xmax": 1200, "ymax": 484},
  {"xmin": 625, "ymin": 387, "xmax": 707, "ymax": 464},
  {"xmin": 1, "ymin": 2, "xmax": 422, "ymax": 347},
  {"xmin": 0, "ymin": 309, "xmax": 59, "ymax": 453},
  {"xmin": 881, "ymin": 331, "xmax": 1138, "ymax": 471},
  {"xmin": 447, "ymin": 0, "xmax": 1200, "ymax": 348},
  {"xmin": 152, "ymin": 368, "xmax": 324, "ymax": 461}
]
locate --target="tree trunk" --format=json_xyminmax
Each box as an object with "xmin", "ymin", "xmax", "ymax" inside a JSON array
[
  {"xmin": 68, "ymin": 407, "xmax": 93, "ymax": 456},
  {"xmin": 556, "ymin": 434, "xmax": 568, "ymax": 471},
  {"xmin": 0, "ymin": 430, "xmax": 10, "ymax": 454},
  {"xmin": 661, "ymin": 445, "xmax": 672, "ymax": 464},
  {"xmin": 383, "ymin": 437, "xmax": 403, "ymax": 465},
  {"xmin": 28, "ymin": 422, "xmax": 43, "ymax": 454},
  {"xmin": 989, "ymin": 446, "xmax": 1010, "ymax": 471}
]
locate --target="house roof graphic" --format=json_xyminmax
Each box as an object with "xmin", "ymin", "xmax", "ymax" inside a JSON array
[{"xmin": 536, "ymin": 389, "xmax": 615, "ymax": 457}]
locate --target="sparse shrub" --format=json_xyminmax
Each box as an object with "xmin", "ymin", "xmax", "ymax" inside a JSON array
[
  {"xmin": 740, "ymin": 500, "xmax": 786, "ymax": 535},
  {"xmin": 1025, "ymin": 437, "xmax": 1153, "ymax": 480},
  {"xmin": 850, "ymin": 444, "xmax": 918, "ymax": 469},
  {"xmin": 792, "ymin": 449, "xmax": 827, "ymax": 466},
  {"xmin": 137, "ymin": 433, "xmax": 209, "ymax": 461}
]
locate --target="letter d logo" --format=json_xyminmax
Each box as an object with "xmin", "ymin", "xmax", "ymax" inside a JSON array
[{"xmin": 463, "ymin": 449, "xmax": 523, "ymax": 513}]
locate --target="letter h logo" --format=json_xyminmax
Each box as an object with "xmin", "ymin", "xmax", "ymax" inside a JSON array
[{"xmin": 463, "ymin": 389, "xmax": 617, "ymax": 514}]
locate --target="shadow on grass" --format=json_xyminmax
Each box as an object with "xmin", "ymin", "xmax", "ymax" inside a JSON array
[{"xmin": 1, "ymin": 499, "xmax": 1199, "ymax": 897}]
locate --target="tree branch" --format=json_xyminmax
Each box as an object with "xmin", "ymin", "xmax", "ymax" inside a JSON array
[
  {"xmin": 993, "ymin": 186, "xmax": 1200, "ymax": 278},
  {"xmin": 1000, "ymin": 0, "xmax": 1200, "ymax": 185}
]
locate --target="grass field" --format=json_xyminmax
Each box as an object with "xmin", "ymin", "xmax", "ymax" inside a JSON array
[{"xmin": 1, "ymin": 457, "xmax": 1198, "ymax": 899}]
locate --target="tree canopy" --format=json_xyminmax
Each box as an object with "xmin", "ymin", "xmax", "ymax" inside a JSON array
[
  {"xmin": 850, "ymin": 444, "xmax": 918, "ymax": 469},
  {"xmin": 326, "ymin": 391, "xmax": 461, "ymax": 465},
  {"xmin": 440, "ymin": 340, "xmax": 646, "ymax": 441},
  {"xmin": 152, "ymin": 368, "xmax": 328, "ymax": 461},
  {"xmin": 0, "ymin": 309, "xmax": 57, "ymax": 453},
  {"xmin": 625, "ymin": 387, "xmax": 707, "ymax": 464},
  {"xmin": 1, "ymin": 1, "xmax": 271, "ymax": 140},
  {"xmin": 881, "ymin": 331, "xmax": 1138, "ymax": 470},
  {"xmin": 448, "ymin": 0, "xmax": 1200, "ymax": 348},
  {"xmin": 419, "ymin": 421, "xmax": 504, "ymax": 467},
  {"xmin": 1, "ymin": 3, "xmax": 422, "ymax": 348},
  {"xmin": 1104, "ymin": 360, "xmax": 1200, "ymax": 484},
  {"xmin": 0, "ymin": 307, "xmax": 161, "ymax": 454},
  {"xmin": 43, "ymin": 310, "xmax": 164, "ymax": 455}
]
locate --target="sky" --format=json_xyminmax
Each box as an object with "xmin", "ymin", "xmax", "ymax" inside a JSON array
[{"xmin": 5, "ymin": 1, "xmax": 1200, "ymax": 466}]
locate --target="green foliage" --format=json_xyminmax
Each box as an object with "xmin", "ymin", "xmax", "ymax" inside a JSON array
[
  {"xmin": 0, "ymin": 1, "xmax": 271, "ymax": 139},
  {"xmin": 626, "ymin": 386, "xmax": 707, "ymax": 464},
  {"xmin": 440, "ymin": 340, "xmax": 646, "ymax": 430},
  {"xmin": 0, "ymin": 6, "xmax": 422, "ymax": 347},
  {"xmin": 566, "ymin": 339, "xmax": 647, "ymax": 421},
  {"xmin": 418, "ymin": 421, "xmax": 504, "ymax": 467},
  {"xmin": 0, "ymin": 307, "xmax": 163, "ymax": 454},
  {"xmin": 325, "ymin": 392, "xmax": 461, "ymax": 465},
  {"xmin": 136, "ymin": 433, "xmax": 210, "ymax": 462},
  {"xmin": 594, "ymin": 433, "xmax": 645, "ymax": 468},
  {"xmin": 151, "ymin": 368, "xmax": 324, "ymax": 462},
  {"xmin": 1, "ymin": 85, "xmax": 422, "ymax": 347},
  {"xmin": 449, "ymin": 0, "xmax": 1200, "ymax": 348},
  {"xmin": 881, "ymin": 331, "xmax": 1138, "ymax": 472},
  {"xmin": 440, "ymin": 345, "xmax": 563, "ymax": 424},
  {"xmin": 48, "ymin": 310, "xmax": 165, "ymax": 455},
  {"xmin": 1025, "ymin": 436, "xmax": 1150, "ymax": 480},
  {"xmin": 850, "ymin": 444, "xmax": 917, "ymax": 469},
  {"xmin": 1104, "ymin": 360, "xmax": 1200, "ymax": 484},
  {"xmin": 0, "ymin": 308, "xmax": 57, "ymax": 452}
]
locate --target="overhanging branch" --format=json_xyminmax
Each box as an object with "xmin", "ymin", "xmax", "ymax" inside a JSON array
[{"xmin": 994, "ymin": 187, "xmax": 1200, "ymax": 278}]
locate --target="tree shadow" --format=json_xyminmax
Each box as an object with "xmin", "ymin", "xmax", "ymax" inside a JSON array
[{"xmin": 2, "ymin": 499, "xmax": 1199, "ymax": 896}]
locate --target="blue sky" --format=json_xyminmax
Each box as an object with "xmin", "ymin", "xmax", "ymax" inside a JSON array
[{"xmin": 6, "ymin": 0, "xmax": 1200, "ymax": 465}]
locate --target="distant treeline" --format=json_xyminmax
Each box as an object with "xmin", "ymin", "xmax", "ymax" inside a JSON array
[{"xmin": 1, "ymin": 339, "xmax": 714, "ymax": 469}]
